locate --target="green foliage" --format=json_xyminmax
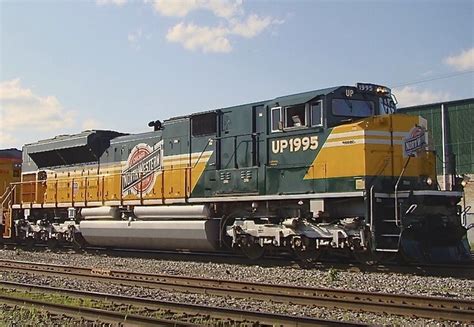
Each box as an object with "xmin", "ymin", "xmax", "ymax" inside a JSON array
[{"xmin": 327, "ymin": 268, "xmax": 339, "ymax": 282}]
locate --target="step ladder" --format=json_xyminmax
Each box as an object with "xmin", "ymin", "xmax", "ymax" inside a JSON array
[
  {"xmin": 369, "ymin": 186, "xmax": 402, "ymax": 252},
  {"xmin": 1, "ymin": 185, "xmax": 17, "ymax": 239},
  {"xmin": 375, "ymin": 220, "xmax": 401, "ymax": 252}
]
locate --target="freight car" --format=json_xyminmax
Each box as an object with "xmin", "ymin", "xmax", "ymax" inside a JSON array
[
  {"xmin": 0, "ymin": 149, "xmax": 22, "ymax": 237},
  {"xmin": 0, "ymin": 83, "xmax": 471, "ymax": 264}
]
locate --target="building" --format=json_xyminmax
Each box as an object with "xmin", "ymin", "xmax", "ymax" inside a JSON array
[{"xmin": 399, "ymin": 98, "xmax": 474, "ymax": 244}]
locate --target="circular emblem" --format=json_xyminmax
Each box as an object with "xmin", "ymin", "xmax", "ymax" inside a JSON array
[
  {"xmin": 122, "ymin": 142, "xmax": 162, "ymax": 195},
  {"xmin": 404, "ymin": 126, "xmax": 426, "ymax": 157},
  {"xmin": 129, "ymin": 146, "xmax": 153, "ymax": 193}
]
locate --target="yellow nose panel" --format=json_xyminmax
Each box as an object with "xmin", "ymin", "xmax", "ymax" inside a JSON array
[{"xmin": 304, "ymin": 115, "xmax": 435, "ymax": 180}]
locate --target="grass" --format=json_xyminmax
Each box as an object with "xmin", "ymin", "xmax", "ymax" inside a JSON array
[
  {"xmin": 0, "ymin": 287, "xmax": 245, "ymax": 326},
  {"xmin": 327, "ymin": 268, "xmax": 339, "ymax": 282},
  {"xmin": 0, "ymin": 305, "xmax": 43, "ymax": 326}
]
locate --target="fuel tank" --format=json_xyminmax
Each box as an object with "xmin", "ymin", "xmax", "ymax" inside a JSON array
[
  {"xmin": 79, "ymin": 219, "xmax": 219, "ymax": 251},
  {"xmin": 133, "ymin": 205, "xmax": 210, "ymax": 220},
  {"xmin": 81, "ymin": 206, "xmax": 120, "ymax": 220}
]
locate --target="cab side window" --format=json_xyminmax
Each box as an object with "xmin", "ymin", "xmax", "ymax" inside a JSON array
[
  {"xmin": 271, "ymin": 107, "xmax": 282, "ymax": 132},
  {"xmin": 285, "ymin": 104, "xmax": 306, "ymax": 128},
  {"xmin": 311, "ymin": 101, "xmax": 323, "ymax": 127}
]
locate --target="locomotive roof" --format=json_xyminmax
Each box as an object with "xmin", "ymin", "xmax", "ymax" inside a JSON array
[
  {"xmin": 166, "ymin": 86, "xmax": 340, "ymax": 122},
  {"xmin": 24, "ymin": 130, "xmax": 126, "ymax": 148},
  {"xmin": 110, "ymin": 131, "xmax": 161, "ymax": 144},
  {"xmin": 24, "ymin": 130, "xmax": 127, "ymax": 168},
  {"xmin": 0, "ymin": 148, "xmax": 22, "ymax": 159}
]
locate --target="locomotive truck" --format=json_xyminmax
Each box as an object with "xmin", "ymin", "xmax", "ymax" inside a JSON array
[{"xmin": 0, "ymin": 83, "xmax": 471, "ymax": 264}]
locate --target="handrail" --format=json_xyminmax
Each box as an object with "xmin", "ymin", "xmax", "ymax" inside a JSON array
[
  {"xmin": 369, "ymin": 185, "xmax": 375, "ymax": 232},
  {"xmin": 461, "ymin": 206, "xmax": 472, "ymax": 227},
  {"xmin": 6, "ymin": 143, "xmax": 213, "ymax": 206},
  {"xmin": 0, "ymin": 185, "xmax": 12, "ymax": 204},
  {"xmin": 1, "ymin": 185, "xmax": 16, "ymax": 208},
  {"xmin": 394, "ymin": 156, "xmax": 412, "ymax": 227},
  {"xmin": 190, "ymin": 139, "xmax": 214, "ymax": 169}
]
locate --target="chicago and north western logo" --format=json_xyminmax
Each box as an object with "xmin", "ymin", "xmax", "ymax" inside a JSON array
[
  {"xmin": 122, "ymin": 141, "xmax": 163, "ymax": 195},
  {"xmin": 403, "ymin": 126, "xmax": 426, "ymax": 157}
]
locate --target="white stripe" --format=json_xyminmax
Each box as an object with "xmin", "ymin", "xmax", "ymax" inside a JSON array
[
  {"xmin": 188, "ymin": 191, "xmax": 364, "ymax": 203},
  {"xmin": 393, "ymin": 131, "xmax": 409, "ymax": 137},
  {"xmin": 324, "ymin": 138, "xmax": 403, "ymax": 148},
  {"xmin": 375, "ymin": 190, "xmax": 463, "ymax": 198},
  {"xmin": 163, "ymin": 151, "xmax": 213, "ymax": 161},
  {"xmin": 327, "ymin": 130, "xmax": 408, "ymax": 140},
  {"xmin": 327, "ymin": 131, "xmax": 365, "ymax": 140}
]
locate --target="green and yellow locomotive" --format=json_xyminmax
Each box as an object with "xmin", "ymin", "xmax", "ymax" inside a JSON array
[{"xmin": 1, "ymin": 83, "xmax": 470, "ymax": 263}]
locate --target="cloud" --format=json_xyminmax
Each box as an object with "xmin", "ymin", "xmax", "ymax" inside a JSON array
[
  {"xmin": 166, "ymin": 23, "xmax": 231, "ymax": 53},
  {"xmin": 393, "ymin": 86, "xmax": 451, "ymax": 107},
  {"xmin": 0, "ymin": 79, "xmax": 77, "ymax": 147},
  {"xmin": 230, "ymin": 14, "xmax": 283, "ymax": 38},
  {"xmin": 96, "ymin": 0, "xmax": 127, "ymax": 6},
  {"xmin": 0, "ymin": 131, "xmax": 17, "ymax": 149},
  {"xmin": 166, "ymin": 15, "xmax": 282, "ymax": 53},
  {"xmin": 444, "ymin": 47, "xmax": 474, "ymax": 71},
  {"xmin": 82, "ymin": 118, "xmax": 103, "ymax": 131},
  {"xmin": 148, "ymin": 0, "xmax": 242, "ymax": 19},
  {"xmin": 128, "ymin": 29, "xmax": 143, "ymax": 43},
  {"xmin": 148, "ymin": 0, "xmax": 283, "ymax": 53},
  {"xmin": 128, "ymin": 28, "xmax": 152, "ymax": 50}
]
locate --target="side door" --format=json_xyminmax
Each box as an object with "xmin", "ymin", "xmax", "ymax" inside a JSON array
[
  {"xmin": 215, "ymin": 106, "xmax": 261, "ymax": 195},
  {"xmin": 189, "ymin": 112, "xmax": 217, "ymax": 197}
]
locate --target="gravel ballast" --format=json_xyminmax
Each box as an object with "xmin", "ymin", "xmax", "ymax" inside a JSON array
[
  {"xmin": 0, "ymin": 248, "xmax": 471, "ymax": 299},
  {"xmin": 0, "ymin": 270, "xmax": 455, "ymax": 326},
  {"xmin": 0, "ymin": 248, "xmax": 472, "ymax": 325}
]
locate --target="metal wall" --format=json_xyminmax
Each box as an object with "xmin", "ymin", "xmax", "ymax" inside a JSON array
[
  {"xmin": 398, "ymin": 98, "xmax": 474, "ymax": 175},
  {"xmin": 399, "ymin": 99, "xmax": 474, "ymax": 244}
]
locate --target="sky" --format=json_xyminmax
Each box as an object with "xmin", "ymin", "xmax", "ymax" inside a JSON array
[{"xmin": 0, "ymin": 0, "xmax": 473, "ymax": 149}]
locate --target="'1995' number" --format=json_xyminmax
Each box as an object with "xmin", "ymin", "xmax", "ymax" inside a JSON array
[{"xmin": 272, "ymin": 136, "xmax": 318, "ymax": 154}]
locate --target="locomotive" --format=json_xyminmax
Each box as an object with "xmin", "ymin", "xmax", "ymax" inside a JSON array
[{"xmin": 0, "ymin": 83, "xmax": 471, "ymax": 263}]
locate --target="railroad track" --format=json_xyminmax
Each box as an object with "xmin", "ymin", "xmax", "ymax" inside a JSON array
[
  {"xmin": 0, "ymin": 280, "xmax": 351, "ymax": 326},
  {"xmin": 2, "ymin": 244, "xmax": 472, "ymax": 278},
  {"xmin": 91, "ymin": 248, "xmax": 474, "ymax": 278},
  {"xmin": 0, "ymin": 259, "xmax": 473, "ymax": 322}
]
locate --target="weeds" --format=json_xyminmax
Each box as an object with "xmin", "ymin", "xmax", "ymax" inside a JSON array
[{"xmin": 327, "ymin": 268, "xmax": 339, "ymax": 282}]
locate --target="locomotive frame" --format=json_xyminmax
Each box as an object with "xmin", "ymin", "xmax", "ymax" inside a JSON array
[{"xmin": 0, "ymin": 83, "xmax": 471, "ymax": 264}]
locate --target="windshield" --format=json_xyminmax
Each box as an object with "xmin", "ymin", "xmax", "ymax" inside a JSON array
[
  {"xmin": 332, "ymin": 99, "xmax": 374, "ymax": 117},
  {"xmin": 380, "ymin": 97, "xmax": 396, "ymax": 114}
]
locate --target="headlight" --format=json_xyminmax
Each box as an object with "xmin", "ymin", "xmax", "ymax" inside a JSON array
[{"xmin": 426, "ymin": 177, "xmax": 433, "ymax": 186}]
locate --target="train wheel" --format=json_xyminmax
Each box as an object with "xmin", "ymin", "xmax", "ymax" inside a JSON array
[
  {"xmin": 292, "ymin": 237, "xmax": 322, "ymax": 266},
  {"xmin": 71, "ymin": 232, "xmax": 86, "ymax": 251},
  {"xmin": 23, "ymin": 238, "xmax": 35, "ymax": 250},
  {"xmin": 220, "ymin": 210, "xmax": 251, "ymax": 250},
  {"xmin": 47, "ymin": 238, "xmax": 59, "ymax": 250},
  {"xmin": 353, "ymin": 248, "xmax": 384, "ymax": 266},
  {"xmin": 241, "ymin": 243, "xmax": 265, "ymax": 260},
  {"xmin": 239, "ymin": 236, "xmax": 265, "ymax": 260}
]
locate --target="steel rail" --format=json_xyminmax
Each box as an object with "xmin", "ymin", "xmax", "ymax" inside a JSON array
[
  {"xmin": 0, "ymin": 280, "xmax": 352, "ymax": 327},
  {"xmin": 0, "ymin": 293, "xmax": 197, "ymax": 326},
  {"xmin": 0, "ymin": 259, "xmax": 473, "ymax": 322},
  {"xmin": 1, "ymin": 243, "xmax": 472, "ymax": 279}
]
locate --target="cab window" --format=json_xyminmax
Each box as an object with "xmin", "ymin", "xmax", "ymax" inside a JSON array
[
  {"xmin": 271, "ymin": 107, "xmax": 282, "ymax": 132},
  {"xmin": 311, "ymin": 101, "xmax": 323, "ymax": 126},
  {"xmin": 285, "ymin": 104, "xmax": 306, "ymax": 128},
  {"xmin": 332, "ymin": 99, "xmax": 374, "ymax": 117}
]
